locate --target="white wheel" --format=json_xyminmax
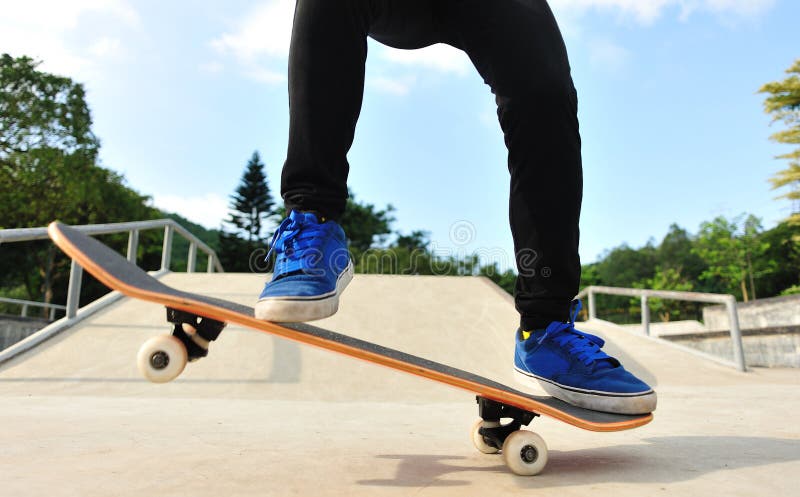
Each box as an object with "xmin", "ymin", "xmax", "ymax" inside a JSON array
[
  {"xmin": 471, "ymin": 419, "xmax": 500, "ymax": 454},
  {"xmin": 136, "ymin": 335, "xmax": 188, "ymax": 383},
  {"xmin": 502, "ymin": 430, "xmax": 548, "ymax": 476}
]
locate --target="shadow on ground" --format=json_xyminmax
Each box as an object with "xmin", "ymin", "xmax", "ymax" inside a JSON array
[{"xmin": 358, "ymin": 435, "xmax": 800, "ymax": 487}]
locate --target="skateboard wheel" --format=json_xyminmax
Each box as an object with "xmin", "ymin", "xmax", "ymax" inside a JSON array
[
  {"xmin": 502, "ymin": 430, "xmax": 548, "ymax": 476},
  {"xmin": 471, "ymin": 419, "xmax": 500, "ymax": 454},
  {"xmin": 137, "ymin": 335, "xmax": 188, "ymax": 383}
]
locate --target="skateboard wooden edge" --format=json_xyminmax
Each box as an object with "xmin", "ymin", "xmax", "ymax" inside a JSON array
[{"xmin": 47, "ymin": 221, "xmax": 654, "ymax": 432}]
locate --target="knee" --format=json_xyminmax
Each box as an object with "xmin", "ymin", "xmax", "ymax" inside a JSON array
[
  {"xmin": 495, "ymin": 80, "xmax": 577, "ymax": 122},
  {"xmin": 294, "ymin": 0, "xmax": 372, "ymax": 27}
]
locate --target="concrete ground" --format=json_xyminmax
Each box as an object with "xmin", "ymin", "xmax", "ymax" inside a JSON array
[{"xmin": 0, "ymin": 273, "xmax": 797, "ymax": 496}]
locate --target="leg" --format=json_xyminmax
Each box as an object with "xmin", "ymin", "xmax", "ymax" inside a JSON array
[
  {"xmin": 441, "ymin": 0, "xmax": 582, "ymax": 329},
  {"xmin": 260, "ymin": 0, "xmax": 445, "ymax": 322},
  {"xmin": 443, "ymin": 1, "xmax": 655, "ymax": 414},
  {"xmin": 282, "ymin": 0, "xmax": 444, "ymax": 220}
]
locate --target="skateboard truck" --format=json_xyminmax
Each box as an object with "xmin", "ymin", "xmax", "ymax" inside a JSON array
[
  {"xmin": 166, "ymin": 307, "xmax": 225, "ymax": 361},
  {"xmin": 476, "ymin": 396, "xmax": 538, "ymax": 450}
]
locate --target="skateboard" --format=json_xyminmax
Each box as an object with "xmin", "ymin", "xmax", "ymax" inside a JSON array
[{"xmin": 48, "ymin": 221, "xmax": 653, "ymax": 476}]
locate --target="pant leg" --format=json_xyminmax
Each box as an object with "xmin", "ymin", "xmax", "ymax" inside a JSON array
[
  {"xmin": 440, "ymin": 0, "xmax": 583, "ymax": 329},
  {"xmin": 282, "ymin": 0, "xmax": 443, "ymax": 220}
]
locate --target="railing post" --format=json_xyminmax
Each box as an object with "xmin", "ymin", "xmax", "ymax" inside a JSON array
[
  {"xmin": 66, "ymin": 259, "xmax": 83, "ymax": 319},
  {"xmin": 587, "ymin": 288, "xmax": 596, "ymax": 320},
  {"xmin": 207, "ymin": 254, "xmax": 214, "ymax": 273},
  {"xmin": 641, "ymin": 295, "xmax": 650, "ymax": 336},
  {"xmin": 726, "ymin": 297, "xmax": 747, "ymax": 372},
  {"xmin": 187, "ymin": 242, "xmax": 197, "ymax": 273},
  {"xmin": 161, "ymin": 225, "xmax": 174, "ymax": 271},
  {"xmin": 49, "ymin": 307, "xmax": 56, "ymax": 321},
  {"xmin": 21, "ymin": 304, "xmax": 28, "ymax": 317},
  {"xmin": 127, "ymin": 229, "xmax": 139, "ymax": 263}
]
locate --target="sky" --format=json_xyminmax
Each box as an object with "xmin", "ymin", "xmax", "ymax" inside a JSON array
[{"xmin": 2, "ymin": 0, "xmax": 798, "ymax": 268}]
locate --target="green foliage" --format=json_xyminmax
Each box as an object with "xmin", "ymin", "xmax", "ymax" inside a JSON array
[
  {"xmin": 219, "ymin": 151, "xmax": 276, "ymax": 272},
  {"xmin": 657, "ymin": 224, "xmax": 707, "ymax": 285},
  {"xmin": 596, "ymin": 242, "xmax": 657, "ymax": 288},
  {"xmin": 161, "ymin": 212, "xmax": 223, "ymax": 272},
  {"xmin": 759, "ymin": 59, "xmax": 800, "ymax": 226},
  {"xmin": 479, "ymin": 263, "xmax": 517, "ymax": 295},
  {"xmin": 218, "ymin": 231, "xmax": 263, "ymax": 273},
  {"xmin": 586, "ymin": 213, "xmax": 799, "ymax": 324},
  {"xmin": 0, "ymin": 54, "xmax": 160, "ymax": 314},
  {"xmin": 758, "ymin": 221, "xmax": 800, "ymax": 296},
  {"xmin": 634, "ymin": 267, "xmax": 695, "ymax": 322},
  {"xmin": 227, "ymin": 151, "xmax": 275, "ymax": 242},
  {"xmin": 0, "ymin": 54, "xmax": 98, "ymax": 158},
  {"xmin": 780, "ymin": 284, "xmax": 800, "ymax": 295},
  {"xmin": 339, "ymin": 190, "xmax": 394, "ymax": 252},
  {"xmin": 692, "ymin": 214, "xmax": 771, "ymax": 302}
]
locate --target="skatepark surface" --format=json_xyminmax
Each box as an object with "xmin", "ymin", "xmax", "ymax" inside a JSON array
[{"xmin": 0, "ymin": 273, "xmax": 798, "ymax": 496}]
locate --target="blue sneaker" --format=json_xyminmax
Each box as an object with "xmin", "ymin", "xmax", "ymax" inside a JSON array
[
  {"xmin": 514, "ymin": 300, "xmax": 656, "ymax": 414},
  {"xmin": 255, "ymin": 211, "xmax": 353, "ymax": 322}
]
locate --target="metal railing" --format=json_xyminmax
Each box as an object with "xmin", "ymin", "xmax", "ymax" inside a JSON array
[
  {"xmin": 0, "ymin": 297, "xmax": 66, "ymax": 321},
  {"xmin": 0, "ymin": 219, "xmax": 224, "ymax": 320},
  {"xmin": 576, "ymin": 285, "xmax": 746, "ymax": 372}
]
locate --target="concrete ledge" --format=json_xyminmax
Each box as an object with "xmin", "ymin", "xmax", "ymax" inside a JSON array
[
  {"xmin": 663, "ymin": 326, "xmax": 800, "ymax": 368},
  {"xmin": 1, "ymin": 315, "xmax": 50, "ymax": 350},
  {"xmin": 663, "ymin": 324, "xmax": 800, "ymax": 341},
  {"xmin": 704, "ymin": 294, "xmax": 800, "ymax": 329}
]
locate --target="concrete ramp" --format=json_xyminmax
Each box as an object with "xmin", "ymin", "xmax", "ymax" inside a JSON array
[{"xmin": 0, "ymin": 274, "xmax": 798, "ymax": 497}]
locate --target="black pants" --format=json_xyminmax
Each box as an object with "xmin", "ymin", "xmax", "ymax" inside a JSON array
[{"xmin": 282, "ymin": 0, "xmax": 582, "ymax": 328}]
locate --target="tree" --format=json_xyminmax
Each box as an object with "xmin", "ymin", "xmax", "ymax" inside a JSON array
[
  {"xmin": 0, "ymin": 54, "xmax": 98, "ymax": 160},
  {"xmin": 692, "ymin": 215, "xmax": 770, "ymax": 302},
  {"xmin": 340, "ymin": 190, "xmax": 394, "ymax": 252},
  {"xmin": 757, "ymin": 221, "xmax": 800, "ymax": 296},
  {"xmin": 0, "ymin": 54, "xmax": 160, "ymax": 313},
  {"xmin": 227, "ymin": 151, "xmax": 275, "ymax": 242},
  {"xmin": 219, "ymin": 152, "xmax": 276, "ymax": 272},
  {"xmin": 595, "ymin": 242, "xmax": 658, "ymax": 287},
  {"xmin": 634, "ymin": 267, "xmax": 694, "ymax": 322},
  {"xmin": 759, "ymin": 59, "xmax": 800, "ymax": 226},
  {"xmin": 657, "ymin": 224, "xmax": 707, "ymax": 286}
]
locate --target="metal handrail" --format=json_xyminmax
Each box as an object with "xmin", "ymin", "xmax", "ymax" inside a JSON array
[
  {"xmin": 0, "ymin": 297, "xmax": 66, "ymax": 320},
  {"xmin": 576, "ymin": 285, "xmax": 746, "ymax": 371},
  {"xmin": 0, "ymin": 219, "xmax": 224, "ymax": 320}
]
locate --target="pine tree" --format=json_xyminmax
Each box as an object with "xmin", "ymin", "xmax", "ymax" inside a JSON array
[
  {"xmin": 228, "ymin": 151, "xmax": 275, "ymax": 242},
  {"xmin": 219, "ymin": 151, "xmax": 276, "ymax": 271}
]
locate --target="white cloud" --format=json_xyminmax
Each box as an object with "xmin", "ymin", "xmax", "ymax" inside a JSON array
[
  {"xmin": 152, "ymin": 192, "xmax": 230, "ymax": 230},
  {"xmin": 550, "ymin": 0, "xmax": 775, "ymax": 24},
  {"xmin": 367, "ymin": 75, "xmax": 417, "ymax": 96},
  {"xmin": 246, "ymin": 67, "xmax": 287, "ymax": 85},
  {"xmin": 378, "ymin": 44, "xmax": 471, "ymax": 75},
  {"xmin": 209, "ymin": 0, "xmax": 293, "ymax": 84},
  {"xmin": 207, "ymin": 0, "xmax": 774, "ymax": 90},
  {"xmin": 587, "ymin": 38, "xmax": 631, "ymax": 72},
  {"xmin": 687, "ymin": 0, "xmax": 777, "ymax": 18},
  {"xmin": 88, "ymin": 37, "xmax": 122, "ymax": 58},
  {"xmin": 209, "ymin": 1, "xmax": 471, "ymax": 88},
  {"xmin": 199, "ymin": 61, "xmax": 225, "ymax": 74},
  {"xmin": 210, "ymin": 0, "xmax": 294, "ymax": 60},
  {"xmin": 0, "ymin": 0, "xmax": 140, "ymax": 77},
  {"xmin": 551, "ymin": 0, "xmax": 674, "ymax": 24}
]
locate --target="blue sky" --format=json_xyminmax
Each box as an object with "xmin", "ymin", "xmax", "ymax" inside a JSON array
[{"xmin": 2, "ymin": 0, "xmax": 798, "ymax": 267}]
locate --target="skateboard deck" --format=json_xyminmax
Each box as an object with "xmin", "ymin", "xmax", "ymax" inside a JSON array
[{"xmin": 48, "ymin": 221, "xmax": 652, "ymax": 475}]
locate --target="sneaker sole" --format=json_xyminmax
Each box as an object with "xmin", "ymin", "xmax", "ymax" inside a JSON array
[
  {"xmin": 254, "ymin": 262, "xmax": 354, "ymax": 322},
  {"xmin": 514, "ymin": 368, "xmax": 657, "ymax": 415}
]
